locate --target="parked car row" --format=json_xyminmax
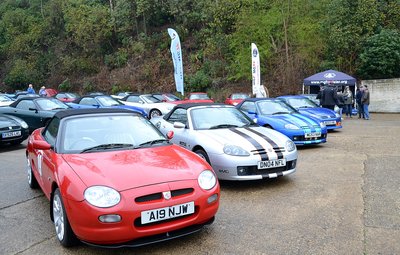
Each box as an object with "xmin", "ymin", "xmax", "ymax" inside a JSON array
[{"xmin": 15, "ymin": 86, "xmax": 346, "ymax": 248}]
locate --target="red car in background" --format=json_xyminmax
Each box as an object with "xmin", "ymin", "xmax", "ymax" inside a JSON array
[
  {"xmin": 44, "ymin": 88, "xmax": 58, "ymax": 97},
  {"xmin": 185, "ymin": 92, "xmax": 214, "ymax": 103},
  {"xmin": 26, "ymin": 108, "xmax": 219, "ymax": 247},
  {"xmin": 152, "ymin": 93, "xmax": 185, "ymax": 104},
  {"xmin": 224, "ymin": 93, "xmax": 250, "ymax": 106},
  {"xmin": 54, "ymin": 92, "xmax": 79, "ymax": 102}
]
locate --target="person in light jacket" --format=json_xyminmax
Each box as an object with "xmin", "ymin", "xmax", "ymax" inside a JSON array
[{"xmin": 343, "ymin": 86, "xmax": 353, "ymax": 118}]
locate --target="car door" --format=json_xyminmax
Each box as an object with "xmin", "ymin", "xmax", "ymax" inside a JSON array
[
  {"xmin": 39, "ymin": 118, "xmax": 59, "ymax": 196},
  {"xmin": 12, "ymin": 100, "xmax": 40, "ymax": 130},
  {"xmin": 163, "ymin": 108, "xmax": 193, "ymax": 150}
]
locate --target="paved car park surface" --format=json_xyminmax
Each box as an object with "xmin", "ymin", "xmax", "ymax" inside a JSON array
[{"xmin": 1, "ymin": 113, "xmax": 399, "ymax": 254}]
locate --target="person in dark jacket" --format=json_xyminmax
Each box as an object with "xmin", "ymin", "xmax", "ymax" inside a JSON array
[
  {"xmin": 355, "ymin": 87, "xmax": 364, "ymax": 119},
  {"xmin": 317, "ymin": 84, "xmax": 338, "ymax": 111},
  {"xmin": 361, "ymin": 85, "xmax": 370, "ymax": 120}
]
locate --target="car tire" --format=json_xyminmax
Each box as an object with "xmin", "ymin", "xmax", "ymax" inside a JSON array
[
  {"xmin": 149, "ymin": 109, "xmax": 162, "ymax": 119},
  {"xmin": 195, "ymin": 149, "xmax": 210, "ymax": 164},
  {"xmin": 27, "ymin": 157, "xmax": 38, "ymax": 189},
  {"xmin": 52, "ymin": 188, "xmax": 79, "ymax": 247}
]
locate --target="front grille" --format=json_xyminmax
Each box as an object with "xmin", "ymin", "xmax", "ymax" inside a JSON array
[
  {"xmin": 0, "ymin": 126, "xmax": 20, "ymax": 131},
  {"xmin": 135, "ymin": 188, "xmax": 194, "ymax": 203},
  {"xmin": 251, "ymin": 147, "xmax": 286, "ymax": 156},
  {"xmin": 237, "ymin": 159, "xmax": 297, "ymax": 176}
]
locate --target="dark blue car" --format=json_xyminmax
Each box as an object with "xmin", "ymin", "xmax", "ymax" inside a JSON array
[
  {"xmin": 236, "ymin": 98, "xmax": 328, "ymax": 145},
  {"xmin": 277, "ymin": 95, "xmax": 342, "ymax": 130},
  {"xmin": 67, "ymin": 95, "xmax": 147, "ymax": 118}
]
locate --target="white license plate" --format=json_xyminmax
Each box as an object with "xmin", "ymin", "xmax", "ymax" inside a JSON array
[
  {"xmin": 257, "ymin": 159, "xmax": 286, "ymax": 169},
  {"xmin": 324, "ymin": 120, "xmax": 336, "ymax": 125},
  {"xmin": 2, "ymin": 131, "xmax": 21, "ymax": 138},
  {"xmin": 305, "ymin": 132, "xmax": 321, "ymax": 138},
  {"xmin": 141, "ymin": 201, "xmax": 195, "ymax": 225}
]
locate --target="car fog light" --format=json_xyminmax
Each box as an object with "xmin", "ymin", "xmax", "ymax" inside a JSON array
[
  {"xmin": 99, "ymin": 214, "xmax": 121, "ymax": 223},
  {"xmin": 207, "ymin": 194, "xmax": 218, "ymax": 204},
  {"xmin": 238, "ymin": 167, "xmax": 246, "ymax": 174}
]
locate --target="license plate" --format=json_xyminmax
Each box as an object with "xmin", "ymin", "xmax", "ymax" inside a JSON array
[
  {"xmin": 324, "ymin": 120, "xmax": 336, "ymax": 125},
  {"xmin": 257, "ymin": 159, "xmax": 286, "ymax": 169},
  {"xmin": 305, "ymin": 132, "xmax": 321, "ymax": 138},
  {"xmin": 2, "ymin": 131, "xmax": 21, "ymax": 138},
  {"xmin": 141, "ymin": 201, "xmax": 195, "ymax": 224}
]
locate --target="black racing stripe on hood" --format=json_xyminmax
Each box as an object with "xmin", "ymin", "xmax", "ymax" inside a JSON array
[
  {"xmin": 244, "ymin": 127, "xmax": 284, "ymax": 159},
  {"xmin": 229, "ymin": 128, "xmax": 268, "ymax": 161}
]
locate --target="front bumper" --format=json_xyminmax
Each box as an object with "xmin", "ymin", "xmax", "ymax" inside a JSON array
[
  {"xmin": 209, "ymin": 151, "xmax": 297, "ymax": 181},
  {"xmin": 64, "ymin": 180, "xmax": 219, "ymax": 246}
]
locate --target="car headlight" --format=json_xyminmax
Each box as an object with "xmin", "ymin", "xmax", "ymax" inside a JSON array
[
  {"xmin": 223, "ymin": 144, "xmax": 250, "ymax": 156},
  {"xmin": 285, "ymin": 140, "xmax": 296, "ymax": 152},
  {"xmin": 319, "ymin": 122, "xmax": 326, "ymax": 128},
  {"xmin": 198, "ymin": 170, "xmax": 217, "ymax": 190},
  {"xmin": 16, "ymin": 119, "xmax": 28, "ymax": 129},
  {"xmin": 284, "ymin": 124, "xmax": 300, "ymax": 130},
  {"xmin": 84, "ymin": 186, "xmax": 121, "ymax": 208}
]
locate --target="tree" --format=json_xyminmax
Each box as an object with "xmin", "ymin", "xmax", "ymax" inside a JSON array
[{"xmin": 357, "ymin": 29, "xmax": 400, "ymax": 79}]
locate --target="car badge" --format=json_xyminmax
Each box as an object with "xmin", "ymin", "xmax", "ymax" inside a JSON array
[
  {"xmin": 163, "ymin": 191, "xmax": 171, "ymax": 200},
  {"xmin": 268, "ymin": 148, "xmax": 273, "ymax": 153},
  {"xmin": 9, "ymin": 126, "xmax": 12, "ymax": 130}
]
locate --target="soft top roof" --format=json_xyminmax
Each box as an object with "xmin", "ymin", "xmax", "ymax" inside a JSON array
[
  {"xmin": 9, "ymin": 97, "xmax": 52, "ymax": 107},
  {"xmin": 241, "ymin": 97, "xmax": 277, "ymax": 102},
  {"xmin": 163, "ymin": 103, "xmax": 231, "ymax": 119},
  {"xmin": 277, "ymin": 95, "xmax": 308, "ymax": 99},
  {"xmin": 54, "ymin": 108, "xmax": 136, "ymax": 120}
]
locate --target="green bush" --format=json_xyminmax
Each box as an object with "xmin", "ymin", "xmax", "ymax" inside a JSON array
[
  {"xmin": 186, "ymin": 70, "xmax": 212, "ymax": 92},
  {"xmin": 58, "ymin": 79, "xmax": 72, "ymax": 92}
]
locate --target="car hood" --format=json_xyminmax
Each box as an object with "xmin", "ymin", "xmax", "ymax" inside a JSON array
[
  {"xmin": 0, "ymin": 115, "xmax": 18, "ymax": 128},
  {"xmin": 62, "ymin": 145, "xmax": 206, "ymax": 191},
  {"xmin": 262, "ymin": 113, "xmax": 320, "ymax": 128},
  {"xmin": 197, "ymin": 126, "xmax": 289, "ymax": 151},
  {"xmin": 298, "ymin": 107, "xmax": 337, "ymax": 119}
]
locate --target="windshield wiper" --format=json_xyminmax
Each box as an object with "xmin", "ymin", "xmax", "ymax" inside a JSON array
[
  {"xmin": 209, "ymin": 124, "xmax": 239, "ymax": 129},
  {"xmin": 52, "ymin": 107, "xmax": 67, "ymax": 110},
  {"xmin": 272, "ymin": 111, "xmax": 289, "ymax": 115},
  {"xmin": 137, "ymin": 139, "xmax": 170, "ymax": 147},
  {"xmin": 80, "ymin": 143, "xmax": 134, "ymax": 153}
]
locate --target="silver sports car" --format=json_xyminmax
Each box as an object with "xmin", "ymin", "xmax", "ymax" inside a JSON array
[{"xmin": 151, "ymin": 103, "xmax": 298, "ymax": 181}]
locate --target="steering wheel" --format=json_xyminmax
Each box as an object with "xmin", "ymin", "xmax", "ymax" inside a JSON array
[{"xmin": 69, "ymin": 137, "xmax": 97, "ymax": 150}]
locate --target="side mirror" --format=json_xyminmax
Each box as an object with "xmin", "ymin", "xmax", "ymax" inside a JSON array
[
  {"xmin": 166, "ymin": 131, "xmax": 174, "ymax": 139},
  {"xmin": 173, "ymin": 122, "xmax": 186, "ymax": 129},
  {"xmin": 33, "ymin": 140, "xmax": 51, "ymax": 150},
  {"xmin": 248, "ymin": 111, "xmax": 257, "ymax": 115},
  {"xmin": 253, "ymin": 118, "xmax": 258, "ymax": 124}
]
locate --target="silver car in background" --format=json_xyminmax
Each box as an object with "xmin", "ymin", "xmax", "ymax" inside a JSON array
[{"xmin": 151, "ymin": 103, "xmax": 298, "ymax": 181}]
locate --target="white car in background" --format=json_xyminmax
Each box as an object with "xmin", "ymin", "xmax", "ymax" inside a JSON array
[
  {"xmin": 0, "ymin": 94, "xmax": 15, "ymax": 107},
  {"xmin": 119, "ymin": 93, "xmax": 175, "ymax": 118},
  {"xmin": 151, "ymin": 103, "xmax": 298, "ymax": 181}
]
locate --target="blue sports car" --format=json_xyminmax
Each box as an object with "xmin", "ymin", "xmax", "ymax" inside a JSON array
[
  {"xmin": 236, "ymin": 98, "xmax": 327, "ymax": 145},
  {"xmin": 277, "ymin": 95, "xmax": 342, "ymax": 130},
  {"xmin": 67, "ymin": 95, "xmax": 147, "ymax": 118}
]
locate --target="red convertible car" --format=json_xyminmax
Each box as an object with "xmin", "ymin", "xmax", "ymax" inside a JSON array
[
  {"xmin": 26, "ymin": 108, "xmax": 219, "ymax": 247},
  {"xmin": 224, "ymin": 93, "xmax": 250, "ymax": 106}
]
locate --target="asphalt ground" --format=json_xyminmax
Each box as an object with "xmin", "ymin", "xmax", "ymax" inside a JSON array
[{"xmin": 0, "ymin": 113, "xmax": 399, "ymax": 255}]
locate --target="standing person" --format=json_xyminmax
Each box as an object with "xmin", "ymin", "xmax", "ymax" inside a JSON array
[
  {"xmin": 26, "ymin": 84, "xmax": 35, "ymax": 94},
  {"xmin": 361, "ymin": 85, "xmax": 370, "ymax": 120},
  {"xmin": 316, "ymin": 84, "xmax": 338, "ymax": 111},
  {"xmin": 343, "ymin": 86, "xmax": 353, "ymax": 118},
  {"xmin": 355, "ymin": 87, "xmax": 364, "ymax": 119},
  {"xmin": 336, "ymin": 90, "xmax": 345, "ymax": 118},
  {"xmin": 39, "ymin": 86, "xmax": 47, "ymax": 97}
]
